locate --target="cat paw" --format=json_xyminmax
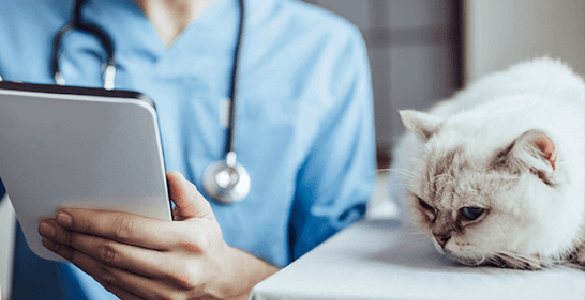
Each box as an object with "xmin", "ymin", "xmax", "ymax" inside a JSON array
[{"xmin": 490, "ymin": 253, "xmax": 544, "ymax": 270}]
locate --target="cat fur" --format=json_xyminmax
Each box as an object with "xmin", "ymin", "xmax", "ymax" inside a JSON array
[{"xmin": 390, "ymin": 57, "xmax": 585, "ymax": 269}]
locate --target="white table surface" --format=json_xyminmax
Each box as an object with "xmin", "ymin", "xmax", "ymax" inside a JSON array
[{"xmin": 250, "ymin": 220, "xmax": 585, "ymax": 300}]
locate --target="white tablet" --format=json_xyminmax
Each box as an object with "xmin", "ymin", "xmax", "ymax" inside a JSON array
[{"xmin": 0, "ymin": 81, "xmax": 172, "ymax": 262}]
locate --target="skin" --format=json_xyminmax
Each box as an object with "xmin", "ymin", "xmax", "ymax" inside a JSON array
[
  {"xmin": 39, "ymin": 171, "xmax": 279, "ymax": 300},
  {"xmin": 133, "ymin": 0, "xmax": 217, "ymax": 47}
]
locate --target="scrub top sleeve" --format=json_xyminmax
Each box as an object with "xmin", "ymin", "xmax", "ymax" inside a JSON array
[{"xmin": 289, "ymin": 25, "xmax": 376, "ymax": 262}]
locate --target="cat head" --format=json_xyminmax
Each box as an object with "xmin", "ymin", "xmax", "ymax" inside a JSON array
[{"xmin": 399, "ymin": 109, "xmax": 572, "ymax": 268}]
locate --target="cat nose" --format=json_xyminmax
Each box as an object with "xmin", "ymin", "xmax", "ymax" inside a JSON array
[{"xmin": 433, "ymin": 233, "xmax": 451, "ymax": 248}]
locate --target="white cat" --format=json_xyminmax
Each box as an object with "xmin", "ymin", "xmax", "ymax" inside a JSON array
[{"xmin": 390, "ymin": 57, "xmax": 585, "ymax": 269}]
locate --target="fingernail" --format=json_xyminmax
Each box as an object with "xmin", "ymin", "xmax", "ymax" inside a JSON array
[
  {"xmin": 57, "ymin": 211, "xmax": 72, "ymax": 227},
  {"xmin": 39, "ymin": 221, "xmax": 55, "ymax": 238}
]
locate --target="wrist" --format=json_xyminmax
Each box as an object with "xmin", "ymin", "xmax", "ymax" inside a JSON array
[{"xmin": 210, "ymin": 246, "xmax": 279, "ymax": 300}]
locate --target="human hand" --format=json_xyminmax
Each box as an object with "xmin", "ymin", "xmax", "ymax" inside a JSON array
[{"xmin": 38, "ymin": 171, "xmax": 277, "ymax": 300}]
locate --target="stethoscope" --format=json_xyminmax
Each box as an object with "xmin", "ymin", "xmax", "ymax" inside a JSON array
[{"xmin": 51, "ymin": 0, "xmax": 250, "ymax": 204}]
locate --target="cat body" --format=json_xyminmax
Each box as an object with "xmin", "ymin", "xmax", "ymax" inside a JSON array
[{"xmin": 392, "ymin": 58, "xmax": 585, "ymax": 268}]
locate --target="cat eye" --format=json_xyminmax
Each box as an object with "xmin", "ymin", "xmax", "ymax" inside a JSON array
[
  {"xmin": 418, "ymin": 198, "xmax": 434, "ymax": 211},
  {"xmin": 461, "ymin": 207, "xmax": 484, "ymax": 221}
]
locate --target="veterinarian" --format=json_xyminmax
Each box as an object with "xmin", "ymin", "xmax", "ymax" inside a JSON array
[{"xmin": 0, "ymin": 0, "xmax": 376, "ymax": 299}]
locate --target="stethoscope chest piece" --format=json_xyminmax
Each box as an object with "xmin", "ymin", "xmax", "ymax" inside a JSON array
[{"xmin": 203, "ymin": 152, "xmax": 250, "ymax": 204}]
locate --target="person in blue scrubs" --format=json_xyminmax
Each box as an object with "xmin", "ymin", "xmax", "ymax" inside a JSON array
[{"xmin": 0, "ymin": 0, "xmax": 376, "ymax": 299}]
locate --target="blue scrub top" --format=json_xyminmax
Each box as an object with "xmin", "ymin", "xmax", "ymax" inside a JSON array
[{"xmin": 0, "ymin": 0, "xmax": 376, "ymax": 299}]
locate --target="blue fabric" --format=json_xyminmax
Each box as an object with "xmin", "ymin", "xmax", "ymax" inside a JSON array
[
  {"xmin": 11, "ymin": 222, "xmax": 66, "ymax": 300},
  {"xmin": 0, "ymin": 179, "xmax": 4, "ymax": 203},
  {"xmin": 0, "ymin": 0, "xmax": 376, "ymax": 299}
]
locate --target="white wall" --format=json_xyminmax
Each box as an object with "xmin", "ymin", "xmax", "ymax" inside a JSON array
[{"xmin": 465, "ymin": 0, "xmax": 585, "ymax": 82}]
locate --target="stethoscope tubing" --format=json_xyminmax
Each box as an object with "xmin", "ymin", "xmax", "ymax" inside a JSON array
[
  {"xmin": 51, "ymin": 0, "xmax": 249, "ymax": 203},
  {"xmin": 52, "ymin": 0, "xmax": 116, "ymax": 89},
  {"xmin": 226, "ymin": 0, "xmax": 245, "ymax": 156}
]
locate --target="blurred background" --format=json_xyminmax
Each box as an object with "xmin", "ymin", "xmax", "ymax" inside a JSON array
[
  {"xmin": 1, "ymin": 1, "xmax": 584, "ymax": 298},
  {"xmin": 304, "ymin": 0, "xmax": 462, "ymax": 163}
]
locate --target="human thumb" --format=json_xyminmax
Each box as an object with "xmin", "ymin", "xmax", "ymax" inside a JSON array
[{"xmin": 167, "ymin": 171, "xmax": 215, "ymax": 221}]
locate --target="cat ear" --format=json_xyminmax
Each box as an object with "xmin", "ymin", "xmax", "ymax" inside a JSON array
[
  {"xmin": 399, "ymin": 110, "xmax": 444, "ymax": 142},
  {"xmin": 503, "ymin": 129, "xmax": 557, "ymax": 181}
]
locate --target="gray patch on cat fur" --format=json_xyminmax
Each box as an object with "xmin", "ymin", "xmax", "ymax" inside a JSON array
[
  {"xmin": 491, "ymin": 141, "xmax": 515, "ymax": 171},
  {"xmin": 491, "ymin": 130, "xmax": 557, "ymax": 186},
  {"xmin": 422, "ymin": 146, "xmax": 519, "ymax": 213},
  {"xmin": 426, "ymin": 146, "xmax": 465, "ymax": 203}
]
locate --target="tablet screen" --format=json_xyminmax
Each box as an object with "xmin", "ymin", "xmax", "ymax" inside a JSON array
[{"xmin": 0, "ymin": 81, "xmax": 172, "ymax": 261}]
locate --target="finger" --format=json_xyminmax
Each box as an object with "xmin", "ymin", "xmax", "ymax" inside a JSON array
[
  {"xmin": 39, "ymin": 219, "xmax": 70, "ymax": 245},
  {"xmin": 167, "ymin": 171, "xmax": 214, "ymax": 220},
  {"xmin": 41, "ymin": 220, "xmax": 208, "ymax": 275},
  {"xmin": 43, "ymin": 238, "xmax": 187, "ymax": 300},
  {"xmin": 48, "ymin": 229, "xmax": 174, "ymax": 277},
  {"xmin": 54, "ymin": 208, "xmax": 175, "ymax": 250},
  {"xmin": 172, "ymin": 206, "xmax": 183, "ymax": 221}
]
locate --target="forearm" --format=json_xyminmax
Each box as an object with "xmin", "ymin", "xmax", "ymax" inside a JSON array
[{"xmin": 215, "ymin": 247, "xmax": 280, "ymax": 300}]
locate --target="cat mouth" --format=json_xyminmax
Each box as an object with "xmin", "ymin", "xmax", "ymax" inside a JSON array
[{"xmin": 440, "ymin": 250, "xmax": 488, "ymax": 267}]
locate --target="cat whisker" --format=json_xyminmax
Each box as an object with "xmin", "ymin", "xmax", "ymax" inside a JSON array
[
  {"xmin": 477, "ymin": 254, "xmax": 486, "ymax": 266},
  {"xmin": 404, "ymin": 231, "xmax": 427, "ymax": 236},
  {"xmin": 377, "ymin": 168, "xmax": 417, "ymax": 179},
  {"xmin": 401, "ymin": 229, "xmax": 430, "ymax": 237},
  {"xmin": 387, "ymin": 183, "xmax": 416, "ymax": 189}
]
